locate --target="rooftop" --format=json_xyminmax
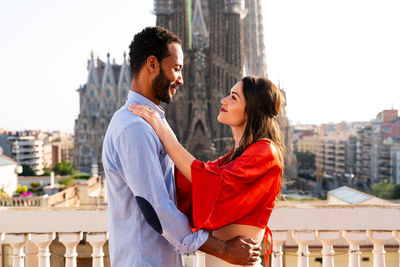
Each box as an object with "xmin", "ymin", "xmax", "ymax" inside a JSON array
[
  {"xmin": 328, "ymin": 186, "xmax": 385, "ymax": 204},
  {"xmin": 0, "ymin": 154, "xmax": 17, "ymax": 166}
]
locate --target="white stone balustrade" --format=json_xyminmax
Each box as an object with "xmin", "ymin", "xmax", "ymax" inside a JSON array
[
  {"xmin": 292, "ymin": 230, "xmax": 315, "ymax": 267},
  {"xmin": 367, "ymin": 230, "xmax": 393, "ymax": 267},
  {"xmin": 87, "ymin": 232, "xmax": 108, "ymax": 267},
  {"xmin": 317, "ymin": 230, "xmax": 339, "ymax": 267},
  {"xmin": 0, "ymin": 204, "xmax": 399, "ymax": 267},
  {"xmin": 2, "ymin": 233, "xmax": 30, "ymax": 267},
  {"xmin": 393, "ymin": 231, "xmax": 400, "ymax": 267},
  {"xmin": 343, "ymin": 230, "xmax": 366, "ymax": 267},
  {"xmin": 271, "ymin": 230, "xmax": 287, "ymax": 267},
  {"xmin": 58, "ymin": 232, "xmax": 83, "ymax": 267},
  {"xmin": 30, "ymin": 232, "xmax": 55, "ymax": 267}
]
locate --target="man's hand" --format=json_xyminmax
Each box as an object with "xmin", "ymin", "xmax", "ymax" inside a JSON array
[
  {"xmin": 199, "ymin": 234, "xmax": 261, "ymax": 266},
  {"xmin": 223, "ymin": 236, "xmax": 262, "ymax": 266}
]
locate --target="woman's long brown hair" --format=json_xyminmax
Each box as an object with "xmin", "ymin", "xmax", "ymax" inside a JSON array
[{"xmin": 224, "ymin": 76, "xmax": 285, "ymax": 179}]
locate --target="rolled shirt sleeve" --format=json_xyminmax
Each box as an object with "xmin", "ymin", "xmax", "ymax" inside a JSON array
[{"xmin": 116, "ymin": 121, "xmax": 208, "ymax": 253}]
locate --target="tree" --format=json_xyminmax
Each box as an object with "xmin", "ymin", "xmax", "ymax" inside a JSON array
[
  {"xmin": 20, "ymin": 165, "xmax": 35, "ymax": 176},
  {"xmin": 53, "ymin": 161, "xmax": 74, "ymax": 176},
  {"xmin": 369, "ymin": 179, "xmax": 398, "ymax": 199},
  {"xmin": 392, "ymin": 184, "xmax": 400, "ymax": 199},
  {"xmin": 42, "ymin": 168, "xmax": 52, "ymax": 176},
  {"xmin": 295, "ymin": 151, "xmax": 316, "ymax": 170}
]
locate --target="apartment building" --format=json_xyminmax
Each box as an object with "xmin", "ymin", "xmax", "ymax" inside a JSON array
[
  {"xmin": 391, "ymin": 142, "xmax": 400, "ymax": 184},
  {"xmin": 50, "ymin": 133, "xmax": 74, "ymax": 167},
  {"xmin": 355, "ymin": 125, "xmax": 372, "ymax": 185},
  {"xmin": 292, "ymin": 125, "xmax": 317, "ymax": 154},
  {"xmin": 8, "ymin": 135, "xmax": 44, "ymax": 175},
  {"xmin": 316, "ymin": 133, "xmax": 353, "ymax": 177},
  {"xmin": 6, "ymin": 131, "xmax": 74, "ymax": 175},
  {"xmin": 297, "ymin": 133, "xmax": 317, "ymax": 154}
]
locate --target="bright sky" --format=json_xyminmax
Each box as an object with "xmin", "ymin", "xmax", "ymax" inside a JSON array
[{"xmin": 1, "ymin": 0, "xmax": 399, "ymax": 133}]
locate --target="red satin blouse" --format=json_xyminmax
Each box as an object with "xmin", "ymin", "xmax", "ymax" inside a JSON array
[{"xmin": 175, "ymin": 139, "xmax": 282, "ymax": 232}]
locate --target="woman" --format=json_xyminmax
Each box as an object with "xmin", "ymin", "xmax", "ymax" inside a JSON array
[{"xmin": 129, "ymin": 76, "xmax": 284, "ymax": 266}]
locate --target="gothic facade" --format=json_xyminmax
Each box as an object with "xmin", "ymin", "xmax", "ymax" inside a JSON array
[
  {"xmin": 74, "ymin": 52, "xmax": 131, "ymax": 173},
  {"xmin": 154, "ymin": 0, "xmax": 296, "ymax": 176},
  {"xmin": 74, "ymin": 0, "xmax": 296, "ymax": 176}
]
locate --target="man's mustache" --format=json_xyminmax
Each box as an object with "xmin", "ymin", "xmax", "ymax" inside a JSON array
[{"xmin": 170, "ymin": 83, "xmax": 180, "ymax": 89}]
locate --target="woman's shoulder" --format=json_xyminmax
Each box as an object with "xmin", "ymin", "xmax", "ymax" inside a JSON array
[{"xmin": 243, "ymin": 139, "xmax": 278, "ymax": 158}]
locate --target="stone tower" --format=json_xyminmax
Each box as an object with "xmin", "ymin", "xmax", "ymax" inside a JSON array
[
  {"xmin": 74, "ymin": 0, "xmax": 296, "ymax": 176},
  {"xmin": 74, "ymin": 52, "xmax": 131, "ymax": 173},
  {"xmin": 154, "ymin": 0, "xmax": 296, "ymax": 173}
]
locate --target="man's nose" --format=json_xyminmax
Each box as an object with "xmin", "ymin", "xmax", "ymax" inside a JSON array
[{"xmin": 176, "ymin": 74, "xmax": 183, "ymax": 85}]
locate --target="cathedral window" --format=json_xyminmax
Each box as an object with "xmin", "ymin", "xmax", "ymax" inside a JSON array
[
  {"xmin": 106, "ymin": 89, "xmax": 111, "ymax": 98},
  {"xmin": 83, "ymin": 123, "xmax": 87, "ymax": 131},
  {"xmin": 89, "ymin": 90, "xmax": 95, "ymax": 98},
  {"xmin": 82, "ymin": 146, "xmax": 90, "ymax": 155}
]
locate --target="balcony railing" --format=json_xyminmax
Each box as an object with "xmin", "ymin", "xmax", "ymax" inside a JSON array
[
  {"xmin": 1, "ymin": 204, "xmax": 399, "ymax": 267},
  {"xmin": 0, "ymin": 177, "xmax": 104, "ymax": 208}
]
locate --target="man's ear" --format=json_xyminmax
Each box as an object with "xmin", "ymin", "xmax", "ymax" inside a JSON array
[{"xmin": 146, "ymin": 56, "xmax": 159, "ymax": 74}]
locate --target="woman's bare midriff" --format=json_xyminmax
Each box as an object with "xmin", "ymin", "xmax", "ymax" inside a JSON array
[
  {"xmin": 212, "ymin": 223, "xmax": 265, "ymax": 243},
  {"xmin": 205, "ymin": 224, "xmax": 265, "ymax": 266}
]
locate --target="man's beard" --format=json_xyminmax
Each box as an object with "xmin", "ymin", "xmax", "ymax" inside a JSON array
[{"xmin": 152, "ymin": 67, "xmax": 178, "ymax": 104}]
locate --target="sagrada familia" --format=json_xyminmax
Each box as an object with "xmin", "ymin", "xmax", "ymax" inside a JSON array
[{"xmin": 74, "ymin": 0, "xmax": 296, "ymax": 177}]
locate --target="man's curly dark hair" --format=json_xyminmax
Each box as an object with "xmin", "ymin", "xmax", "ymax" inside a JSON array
[{"xmin": 129, "ymin": 26, "xmax": 181, "ymax": 78}]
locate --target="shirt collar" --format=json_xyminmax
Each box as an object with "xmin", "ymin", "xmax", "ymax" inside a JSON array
[{"xmin": 127, "ymin": 90, "xmax": 165, "ymax": 119}]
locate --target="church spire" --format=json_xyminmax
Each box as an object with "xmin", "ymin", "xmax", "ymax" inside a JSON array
[
  {"xmin": 154, "ymin": 0, "xmax": 173, "ymax": 14},
  {"xmin": 101, "ymin": 52, "xmax": 116, "ymax": 88},
  {"xmin": 118, "ymin": 52, "xmax": 131, "ymax": 88},
  {"xmin": 118, "ymin": 51, "xmax": 132, "ymax": 105},
  {"xmin": 87, "ymin": 51, "xmax": 99, "ymax": 86},
  {"xmin": 192, "ymin": 0, "xmax": 209, "ymax": 48}
]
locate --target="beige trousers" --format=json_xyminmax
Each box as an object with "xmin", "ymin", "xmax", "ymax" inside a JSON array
[{"xmin": 205, "ymin": 254, "xmax": 263, "ymax": 267}]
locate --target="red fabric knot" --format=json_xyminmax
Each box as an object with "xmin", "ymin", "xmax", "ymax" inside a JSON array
[{"xmin": 263, "ymin": 227, "xmax": 273, "ymax": 267}]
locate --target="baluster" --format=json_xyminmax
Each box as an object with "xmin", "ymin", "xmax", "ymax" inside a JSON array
[
  {"xmin": 392, "ymin": 231, "xmax": 400, "ymax": 267},
  {"xmin": 367, "ymin": 230, "xmax": 392, "ymax": 267},
  {"xmin": 316, "ymin": 231, "xmax": 339, "ymax": 267},
  {"xmin": 59, "ymin": 232, "xmax": 83, "ymax": 267},
  {"xmin": 195, "ymin": 251, "xmax": 206, "ymax": 267},
  {"xmin": 343, "ymin": 230, "xmax": 366, "ymax": 267},
  {"xmin": 31, "ymin": 233, "xmax": 55, "ymax": 267},
  {"xmin": 292, "ymin": 230, "xmax": 315, "ymax": 267},
  {"xmin": 87, "ymin": 232, "xmax": 108, "ymax": 267},
  {"xmin": 2, "ymin": 233, "xmax": 30, "ymax": 267},
  {"xmin": 271, "ymin": 231, "xmax": 288, "ymax": 267}
]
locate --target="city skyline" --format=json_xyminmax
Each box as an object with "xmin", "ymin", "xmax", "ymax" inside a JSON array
[{"xmin": 1, "ymin": 0, "xmax": 400, "ymax": 133}]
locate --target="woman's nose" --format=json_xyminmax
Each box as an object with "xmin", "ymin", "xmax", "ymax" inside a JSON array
[{"xmin": 221, "ymin": 96, "xmax": 228, "ymax": 105}]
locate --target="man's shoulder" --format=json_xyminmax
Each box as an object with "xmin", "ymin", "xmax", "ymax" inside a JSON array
[{"xmin": 108, "ymin": 106, "xmax": 156, "ymax": 140}]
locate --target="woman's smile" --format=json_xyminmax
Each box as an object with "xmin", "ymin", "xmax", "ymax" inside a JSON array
[{"xmin": 217, "ymin": 81, "xmax": 247, "ymax": 128}]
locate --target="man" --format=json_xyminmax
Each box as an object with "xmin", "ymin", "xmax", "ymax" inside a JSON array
[{"xmin": 102, "ymin": 26, "xmax": 261, "ymax": 266}]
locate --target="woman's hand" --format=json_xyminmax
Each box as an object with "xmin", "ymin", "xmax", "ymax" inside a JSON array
[
  {"xmin": 128, "ymin": 104, "xmax": 166, "ymax": 137},
  {"xmin": 129, "ymin": 103, "xmax": 196, "ymax": 182}
]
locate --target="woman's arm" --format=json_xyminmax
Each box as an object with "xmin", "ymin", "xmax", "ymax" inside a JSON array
[{"xmin": 129, "ymin": 104, "xmax": 195, "ymax": 182}]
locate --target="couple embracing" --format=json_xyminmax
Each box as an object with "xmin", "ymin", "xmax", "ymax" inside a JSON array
[{"xmin": 102, "ymin": 26, "xmax": 284, "ymax": 267}]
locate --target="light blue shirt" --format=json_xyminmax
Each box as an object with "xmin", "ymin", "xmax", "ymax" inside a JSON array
[{"xmin": 102, "ymin": 91, "xmax": 209, "ymax": 267}]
